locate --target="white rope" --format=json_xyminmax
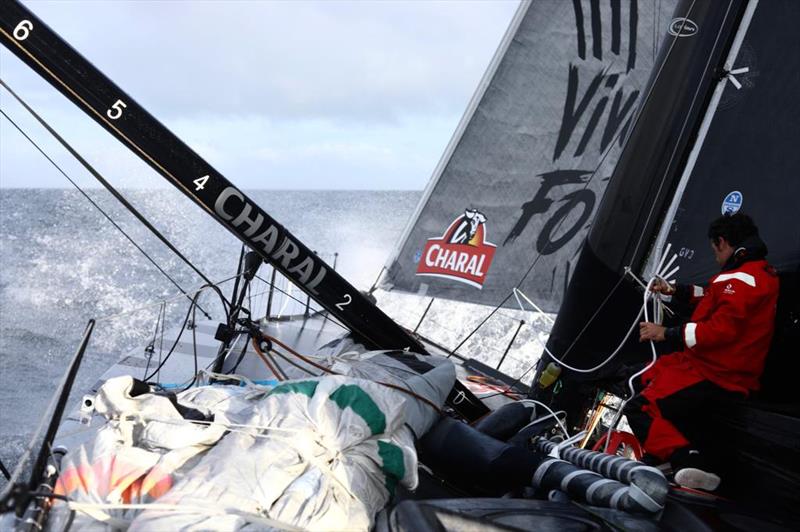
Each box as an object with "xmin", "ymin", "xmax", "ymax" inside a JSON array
[
  {"xmin": 603, "ymin": 250, "xmax": 678, "ymax": 450},
  {"xmin": 652, "ymin": 243, "xmax": 673, "ymax": 280},
  {"xmin": 539, "ymin": 307, "xmax": 643, "ymax": 374},
  {"xmin": 511, "ymin": 245, "xmax": 679, "ymax": 376},
  {"xmin": 659, "ymin": 265, "xmax": 681, "ymax": 286},
  {"xmin": 518, "ymin": 400, "xmax": 570, "ymax": 437},
  {"xmin": 627, "ymin": 268, "xmax": 675, "ymax": 318},
  {"xmin": 512, "ymin": 287, "xmax": 555, "ymax": 324},
  {"xmin": 626, "ymin": 280, "xmax": 660, "ymax": 401}
]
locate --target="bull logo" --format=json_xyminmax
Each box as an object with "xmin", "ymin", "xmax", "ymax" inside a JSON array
[
  {"xmin": 417, "ymin": 208, "xmax": 497, "ymax": 289},
  {"xmin": 448, "ymin": 209, "xmax": 487, "ymax": 246}
]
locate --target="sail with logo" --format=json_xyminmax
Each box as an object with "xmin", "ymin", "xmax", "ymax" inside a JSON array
[
  {"xmin": 381, "ymin": 0, "xmax": 678, "ymax": 312},
  {"xmin": 534, "ymin": 0, "xmax": 800, "ymax": 516}
]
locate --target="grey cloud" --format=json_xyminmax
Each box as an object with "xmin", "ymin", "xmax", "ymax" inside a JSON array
[{"xmin": 14, "ymin": 0, "xmax": 519, "ymax": 123}]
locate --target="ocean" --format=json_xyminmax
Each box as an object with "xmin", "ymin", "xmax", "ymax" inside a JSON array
[{"xmin": 0, "ymin": 187, "xmax": 549, "ymax": 487}]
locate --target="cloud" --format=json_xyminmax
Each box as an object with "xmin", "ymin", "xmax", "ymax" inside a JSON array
[
  {"xmin": 1, "ymin": 0, "xmax": 521, "ymax": 189},
  {"xmin": 9, "ymin": 0, "xmax": 519, "ymax": 122}
]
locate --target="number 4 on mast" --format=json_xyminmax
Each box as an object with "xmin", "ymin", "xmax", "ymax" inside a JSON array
[{"xmin": 194, "ymin": 175, "xmax": 210, "ymax": 191}]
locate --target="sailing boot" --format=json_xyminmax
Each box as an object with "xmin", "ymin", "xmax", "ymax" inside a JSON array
[{"xmin": 670, "ymin": 447, "xmax": 721, "ymax": 491}]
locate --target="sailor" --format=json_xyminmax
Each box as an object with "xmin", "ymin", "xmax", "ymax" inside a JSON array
[{"xmin": 627, "ymin": 212, "xmax": 779, "ymax": 491}]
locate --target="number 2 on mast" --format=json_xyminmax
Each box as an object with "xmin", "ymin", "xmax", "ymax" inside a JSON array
[{"xmin": 335, "ymin": 294, "xmax": 352, "ymax": 310}]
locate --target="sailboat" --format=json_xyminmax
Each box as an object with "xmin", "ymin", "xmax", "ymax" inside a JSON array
[{"xmin": 0, "ymin": 0, "xmax": 798, "ymax": 530}]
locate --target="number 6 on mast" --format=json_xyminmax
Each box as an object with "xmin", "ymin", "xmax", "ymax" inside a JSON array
[{"xmin": 13, "ymin": 20, "xmax": 33, "ymax": 40}]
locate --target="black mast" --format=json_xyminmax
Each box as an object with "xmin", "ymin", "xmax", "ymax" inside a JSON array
[
  {"xmin": 533, "ymin": 0, "xmax": 750, "ymax": 421},
  {"xmin": 0, "ymin": 0, "xmax": 423, "ymax": 353}
]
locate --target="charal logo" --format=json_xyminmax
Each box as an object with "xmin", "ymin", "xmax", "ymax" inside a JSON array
[
  {"xmin": 668, "ymin": 17, "xmax": 698, "ymax": 37},
  {"xmin": 416, "ymin": 209, "xmax": 497, "ymax": 289}
]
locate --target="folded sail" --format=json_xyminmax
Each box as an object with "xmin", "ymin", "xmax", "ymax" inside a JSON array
[{"xmin": 382, "ymin": 0, "xmax": 677, "ymax": 312}]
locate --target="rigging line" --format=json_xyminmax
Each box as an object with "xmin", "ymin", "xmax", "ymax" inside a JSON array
[
  {"xmin": 479, "ymin": 361, "xmax": 539, "ymax": 400},
  {"xmin": 206, "ymin": 332, "xmax": 246, "ymax": 373},
  {"xmin": 0, "ymin": 78, "xmax": 228, "ymax": 312},
  {"xmin": 253, "ymin": 274, "xmax": 349, "ymax": 333},
  {"xmin": 251, "ymin": 337, "xmax": 287, "ymax": 382},
  {"xmin": 653, "ymin": 0, "xmax": 658, "ymax": 63},
  {"xmin": 179, "ymin": 299, "xmax": 200, "ymax": 391},
  {"xmin": 367, "ymin": 266, "xmax": 386, "ymax": 295},
  {"xmin": 446, "ymin": 292, "xmax": 514, "ymax": 358},
  {"xmin": 517, "ymin": 399, "xmax": 570, "ymax": 438},
  {"xmin": 247, "ymin": 282, "xmax": 253, "ymax": 318},
  {"xmin": 482, "ymin": 266, "xmax": 663, "ymax": 400},
  {"xmin": 93, "ymin": 273, "xmax": 241, "ymax": 323},
  {"xmin": 157, "ymin": 300, "xmax": 166, "ymax": 383},
  {"xmin": 0, "ymin": 458, "xmax": 10, "ymax": 481},
  {"xmin": 142, "ymin": 285, "xmax": 214, "ymax": 383},
  {"xmin": 270, "ymin": 348, "xmax": 322, "ymax": 377},
  {"xmin": 558, "ymin": 274, "xmax": 627, "ymax": 364},
  {"xmin": 226, "ymin": 334, "xmax": 254, "ymax": 375},
  {"xmin": 142, "ymin": 301, "xmax": 164, "ymax": 379},
  {"xmin": 262, "ymin": 333, "xmax": 444, "ymax": 414},
  {"xmin": 479, "ymin": 277, "xmax": 630, "ymax": 399},
  {"xmin": 0, "ymin": 106, "xmax": 213, "ymax": 320}
]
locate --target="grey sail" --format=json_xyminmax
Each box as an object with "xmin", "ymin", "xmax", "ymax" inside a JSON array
[{"xmin": 382, "ymin": 0, "xmax": 678, "ymax": 312}]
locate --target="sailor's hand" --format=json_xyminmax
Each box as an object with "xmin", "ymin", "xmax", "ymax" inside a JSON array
[
  {"xmin": 639, "ymin": 322, "xmax": 666, "ymax": 342},
  {"xmin": 650, "ymin": 278, "xmax": 675, "ymax": 295}
]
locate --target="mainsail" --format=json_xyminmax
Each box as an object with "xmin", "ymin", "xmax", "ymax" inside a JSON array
[
  {"xmin": 648, "ymin": 0, "xmax": 800, "ymax": 284},
  {"xmin": 536, "ymin": 0, "xmax": 799, "ymax": 515},
  {"xmin": 382, "ymin": 0, "xmax": 677, "ymax": 312},
  {"xmin": 540, "ymin": 0, "xmax": 753, "ymax": 394},
  {"xmin": 542, "ymin": 0, "xmax": 799, "ymax": 382}
]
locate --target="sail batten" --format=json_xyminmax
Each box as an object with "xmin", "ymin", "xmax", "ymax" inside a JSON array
[{"xmin": 530, "ymin": 0, "xmax": 752, "ymax": 415}]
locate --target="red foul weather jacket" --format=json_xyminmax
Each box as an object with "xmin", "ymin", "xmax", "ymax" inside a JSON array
[{"xmin": 667, "ymin": 258, "xmax": 779, "ymax": 393}]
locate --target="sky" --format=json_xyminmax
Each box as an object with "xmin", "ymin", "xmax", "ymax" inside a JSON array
[{"xmin": 0, "ymin": 0, "xmax": 521, "ymax": 190}]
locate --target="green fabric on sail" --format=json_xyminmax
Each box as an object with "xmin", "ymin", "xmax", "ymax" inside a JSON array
[
  {"xmin": 329, "ymin": 384, "xmax": 387, "ymax": 435},
  {"xmin": 268, "ymin": 380, "xmax": 319, "ymax": 398},
  {"xmin": 377, "ymin": 440, "xmax": 405, "ymax": 497}
]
